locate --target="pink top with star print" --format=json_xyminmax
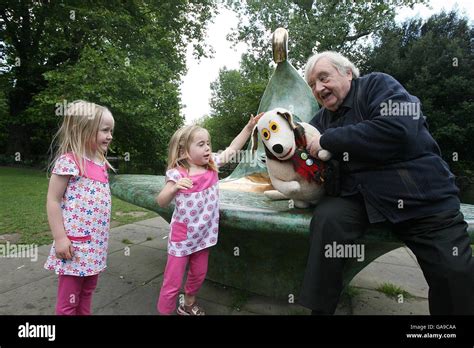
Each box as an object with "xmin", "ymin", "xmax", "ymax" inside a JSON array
[{"xmin": 44, "ymin": 153, "xmax": 111, "ymax": 276}]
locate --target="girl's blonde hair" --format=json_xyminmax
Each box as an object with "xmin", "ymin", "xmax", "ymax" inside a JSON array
[
  {"xmin": 167, "ymin": 125, "xmax": 218, "ymax": 172},
  {"xmin": 48, "ymin": 100, "xmax": 115, "ymax": 176}
]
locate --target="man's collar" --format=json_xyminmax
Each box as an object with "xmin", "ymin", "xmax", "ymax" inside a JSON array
[{"xmin": 340, "ymin": 79, "xmax": 356, "ymax": 110}]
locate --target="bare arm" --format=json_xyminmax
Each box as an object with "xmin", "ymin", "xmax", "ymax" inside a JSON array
[
  {"xmin": 46, "ymin": 174, "xmax": 73, "ymax": 259},
  {"xmin": 156, "ymin": 178, "xmax": 193, "ymax": 208},
  {"xmin": 219, "ymin": 113, "xmax": 263, "ymax": 165}
]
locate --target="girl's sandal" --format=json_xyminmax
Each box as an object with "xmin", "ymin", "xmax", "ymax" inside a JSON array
[{"xmin": 176, "ymin": 302, "xmax": 206, "ymax": 316}]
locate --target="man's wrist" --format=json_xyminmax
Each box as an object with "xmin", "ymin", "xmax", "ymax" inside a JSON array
[{"xmin": 319, "ymin": 133, "xmax": 329, "ymax": 151}]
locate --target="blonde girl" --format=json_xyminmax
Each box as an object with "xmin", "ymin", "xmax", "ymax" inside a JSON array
[
  {"xmin": 156, "ymin": 113, "xmax": 262, "ymax": 315},
  {"xmin": 44, "ymin": 100, "xmax": 115, "ymax": 315}
]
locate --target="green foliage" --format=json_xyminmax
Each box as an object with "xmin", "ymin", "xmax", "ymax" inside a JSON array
[
  {"xmin": 0, "ymin": 1, "xmax": 217, "ymax": 172},
  {"xmin": 0, "ymin": 77, "xmax": 9, "ymax": 149},
  {"xmin": 225, "ymin": 0, "xmax": 426, "ymax": 71},
  {"xmin": 376, "ymin": 282, "xmax": 413, "ymax": 299},
  {"xmin": 0, "ymin": 166, "xmax": 52, "ymax": 245},
  {"xmin": 29, "ymin": 44, "xmax": 183, "ymax": 172},
  {"xmin": 203, "ymin": 66, "xmax": 267, "ymax": 152},
  {"xmin": 365, "ymin": 11, "xmax": 474, "ymax": 170}
]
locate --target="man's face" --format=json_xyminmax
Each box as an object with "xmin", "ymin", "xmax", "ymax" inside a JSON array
[{"xmin": 307, "ymin": 57, "xmax": 353, "ymax": 112}]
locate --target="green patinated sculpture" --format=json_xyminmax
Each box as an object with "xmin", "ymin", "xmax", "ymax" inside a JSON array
[
  {"xmin": 110, "ymin": 173, "xmax": 474, "ymax": 299},
  {"xmin": 226, "ymin": 28, "xmax": 319, "ymax": 181},
  {"xmin": 226, "ymin": 60, "xmax": 320, "ymax": 180},
  {"xmin": 110, "ymin": 28, "xmax": 474, "ymax": 300}
]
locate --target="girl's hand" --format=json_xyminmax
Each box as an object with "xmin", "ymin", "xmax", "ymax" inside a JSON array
[
  {"xmin": 174, "ymin": 178, "xmax": 193, "ymax": 191},
  {"xmin": 245, "ymin": 112, "xmax": 264, "ymax": 132},
  {"xmin": 157, "ymin": 177, "xmax": 192, "ymax": 208},
  {"xmin": 55, "ymin": 236, "xmax": 74, "ymax": 260},
  {"xmin": 219, "ymin": 112, "xmax": 265, "ymax": 166}
]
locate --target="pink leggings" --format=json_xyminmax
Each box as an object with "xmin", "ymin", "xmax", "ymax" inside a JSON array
[
  {"xmin": 157, "ymin": 248, "xmax": 210, "ymax": 314},
  {"xmin": 56, "ymin": 274, "xmax": 99, "ymax": 315}
]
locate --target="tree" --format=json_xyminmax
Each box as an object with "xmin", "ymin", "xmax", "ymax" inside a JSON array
[
  {"xmin": 0, "ymin": 75, "xmax": 8, "ymax": 153},
  {"xmin": 203, "ymin": 54, "xmax": 271, "ymax": 153},
  {"xmin": 225, "ymin": 0, "xmax": 427, "ymax": 71},
  {"xmin": 0, "ymin": 0, "xmax": 217, "ymax": 172},
  {"xmin": 365, "ymin": 11, "xmax": 474, "ymax": 174}
]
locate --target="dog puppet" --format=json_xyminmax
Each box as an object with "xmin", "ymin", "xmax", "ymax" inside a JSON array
[{"xmin": 251, "ymin": 108, "xmax": 332, "ymax": 208}]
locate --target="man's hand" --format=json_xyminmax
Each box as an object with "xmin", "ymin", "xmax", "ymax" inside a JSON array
[{"xmin": 307, "ymin": 133, "xmax": 322, "ymax": 158}]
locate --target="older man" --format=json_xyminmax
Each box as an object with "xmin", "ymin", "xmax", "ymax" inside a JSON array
[{"xmin": 299, "ymin": 51, "xmax": 474, "ymax": 315}]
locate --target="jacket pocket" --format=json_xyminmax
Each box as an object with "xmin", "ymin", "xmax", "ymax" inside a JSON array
[{"xmin": 170, "ymin": 221, "xmax": 188, "ymax": 242}]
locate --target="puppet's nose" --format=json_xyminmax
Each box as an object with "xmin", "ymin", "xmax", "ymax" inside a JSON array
[{"xmin": 272, "ymin": 144, "xmax": 283, "ymax": 154}]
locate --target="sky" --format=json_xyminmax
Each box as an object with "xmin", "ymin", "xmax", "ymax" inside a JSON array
[
  {"xmin": 180, "ymin": 1, "xmax": 474, "ymax": 124},
  {"xmin": 180, "ymin": 6, "xmax": 246, "ymax": 125}
]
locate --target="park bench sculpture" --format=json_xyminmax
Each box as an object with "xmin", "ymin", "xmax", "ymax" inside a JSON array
[{"xmin": 110, "ymin": 28, "xmax": 474, "ymax": 301}]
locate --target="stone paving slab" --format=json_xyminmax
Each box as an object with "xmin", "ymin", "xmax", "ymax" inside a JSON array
[
  {"xmin": 350, "ymin": 260, "xmax": 429, "ymax": 299},
  {"xmin": 371, "ymin": 247, "xmax": 420, "ymax": 268},
  {"xmin": 92, "ymin": 272, "xmax": 140, "ymax": 310},
  {"xmin": 196, "ymin": 297, "xmax": 257, "ymax": 315},
  {"xmin": 107, "ymin": 237, "xmax": 132, "ymax": 254},
  {"xmin": 37, "ymin": 244, "xmax": 53, "ymax": 256},
  {"xmin": 351, "ymin": 288, "xmax": 429, "ymax": 315},
  {"xmin": 133, "ymin": 216, "xmax": 169, "ymax": 229},
  {"xmin": 95, "ymin": 279, "xmax": 159, "ymax": 315},
  {"xmin": 109, "ymin": 224, "xmax": 160, "ymax": 244},
  {"xmin": 0, "ymin": 254, "xmax": 51, "ymax": 294},
  {"xmin": 0, "ymin": 274, "xmax": 57, "ymax": 315},
  {"xmin": 106, "ymin": 244, "xmax": 168, "ymax": 284},
  {"xmin": 405, "ymin": 247, "xmax": 420, "ymax": 264},
  {"xmin": 136, "ymin": 234, "xmax": 169, "ymax": 251}
]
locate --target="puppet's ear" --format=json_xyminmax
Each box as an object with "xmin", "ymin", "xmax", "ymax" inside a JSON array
[
  {"xmin": 277, "ymin": 109, "xmax": 296, "ymax": 129},
  {"xmin": 251, "ymin": 125, "xmax": 259, "ymax": 152}
]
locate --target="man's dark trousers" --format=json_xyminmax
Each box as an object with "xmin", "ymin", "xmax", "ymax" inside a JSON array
[{"xmin": 299, "ymin": 194, "xmax": 474, "ymax": 315}]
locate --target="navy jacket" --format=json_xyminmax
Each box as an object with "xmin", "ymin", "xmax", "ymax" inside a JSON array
[{"xmin": 310, "ymin": 72, "xmax": 460, "ymax": 223}]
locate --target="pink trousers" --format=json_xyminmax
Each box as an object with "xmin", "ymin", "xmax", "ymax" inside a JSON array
[
  {"xmin": 157, "ymin": 248, "xmax": 210, "ymax": 314},
  {"xmin": 56, "ymin": 274, "xmax": 99, "ymax": 315}
]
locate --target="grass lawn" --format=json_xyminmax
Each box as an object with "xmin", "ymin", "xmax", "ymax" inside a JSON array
[{"xmin": 0, "ymin": 166, "xmax": 158, "ymax": 245}]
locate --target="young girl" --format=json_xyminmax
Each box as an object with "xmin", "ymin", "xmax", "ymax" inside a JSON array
[
  {"xmin": 44, "ymin": 100, "xmax": 115, "ymax": 315},
  {"xmin": 156, "ymin": 114, "xmax": 262, "ymax": 315}
]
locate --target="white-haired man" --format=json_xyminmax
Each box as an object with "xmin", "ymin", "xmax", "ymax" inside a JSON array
[{"xmin": 300, "ymin": 51, "xmax": 474, "ymax": 315}]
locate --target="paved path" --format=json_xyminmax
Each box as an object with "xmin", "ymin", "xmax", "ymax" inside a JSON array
[{"xmin": 0, "ymin": 217, "xmax": 429, "ymax": 315}]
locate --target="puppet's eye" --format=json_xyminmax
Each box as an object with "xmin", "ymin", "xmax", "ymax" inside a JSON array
[
  {"xmin": 261, "ymin": 128, "xmax": 271, "ymax": 140},
  {"xmin": 269, "ymin": 121, "xmax": 279, "ymax": 132}
]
